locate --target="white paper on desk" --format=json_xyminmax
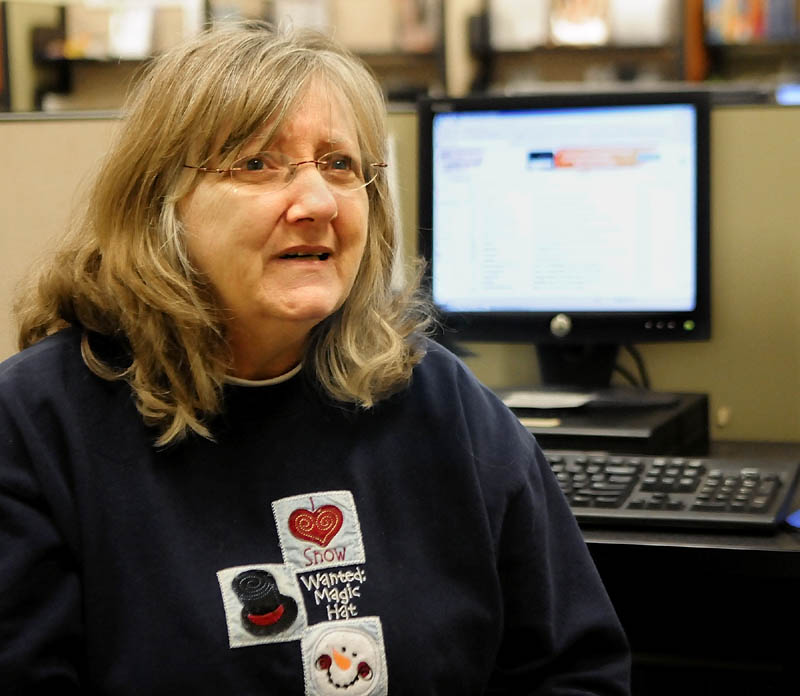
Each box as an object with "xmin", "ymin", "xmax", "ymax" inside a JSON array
[
  {"xmin": 490, "ymin": 0, "xmax": 550, "ymax": 50},
  {"xmin": 502, "ymin": 390, "xmax": 593, "ymax": 410}
]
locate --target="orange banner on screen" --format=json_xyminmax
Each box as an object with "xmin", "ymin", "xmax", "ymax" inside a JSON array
[{"xmin": 554, "ymin": 147, "xmax": 648, "ymax": 169}]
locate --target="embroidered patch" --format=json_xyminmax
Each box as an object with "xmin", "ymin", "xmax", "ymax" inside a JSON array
[
  {"xmin": 217, "ymin": 563, "xmax": 307, "ymax": 648},
  {"xmin": 273, "ymin": 491, "xmax": 366, "ymax": 571},
  {"xmin": 298, "ymin": 565, "xmax": 367, "ymax": 623},
  {"xmin": 301, "ymin": 617, "xmax": 388, "ymax": 696}
]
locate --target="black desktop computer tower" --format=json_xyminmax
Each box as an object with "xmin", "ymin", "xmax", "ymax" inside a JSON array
[{"xmin": 513, "ymin": 393, "xmax": 709, "ymax": 456}]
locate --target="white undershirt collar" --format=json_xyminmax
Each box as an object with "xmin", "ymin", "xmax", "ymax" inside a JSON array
[{"xmin": 224, "ymin": 362, "xmax": 303, "ymax": 387}]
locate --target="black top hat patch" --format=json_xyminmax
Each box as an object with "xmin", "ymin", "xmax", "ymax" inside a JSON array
[{"xmin": 232, "ymin": 568, "xmax": 299, "ymax": 636}]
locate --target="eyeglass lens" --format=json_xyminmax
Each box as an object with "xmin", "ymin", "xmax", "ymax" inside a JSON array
[{"xmin": 230, "ymin": 151, "xmax": 376, "ymax": 191}]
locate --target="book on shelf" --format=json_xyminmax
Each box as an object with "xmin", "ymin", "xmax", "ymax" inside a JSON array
[{"xmin": 704, "ymin": 0, "xmax": 798, "ymax": 44}]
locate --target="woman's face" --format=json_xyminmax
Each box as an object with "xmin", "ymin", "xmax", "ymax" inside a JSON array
[{"xmin": 179, "ymin": 83, "xmax": 370, "ymax": 376}]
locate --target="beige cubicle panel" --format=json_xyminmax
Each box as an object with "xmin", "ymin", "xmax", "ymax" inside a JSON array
[
  {"xmin": 1, "ymin": 106, "xmax": 799, "ymax": 442},
  {"xmin": 0, "ymin": 114, "xmax": 119, "ymax": 354}
]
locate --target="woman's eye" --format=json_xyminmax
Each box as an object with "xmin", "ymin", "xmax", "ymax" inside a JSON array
[
  {"xmin": 245, "ymin": 156, "xmax": 270, "ymax": 171},
  {"xmin": 326, "ymin": 153, "xmax": 354, "ymax": 171},
  {"xmin": 232, "ymin": 156, "xmax": 265, "ymax": 172},
  {"xmin": 236, "ymin": 153, "xmax": 280, "ymax": 172}
]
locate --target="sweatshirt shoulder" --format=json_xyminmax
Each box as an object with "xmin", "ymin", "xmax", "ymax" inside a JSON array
[
  {"xmin": 412, "ymin": 337, "xmax": 502, "ymax": 406},
  {"xmin": 409, "ymin": 337, "xmax": 534, "ymax": 446},
  {"xmin": 413, "ymin": 337, "xmax": 482, "ymax": 387},
  {"xmin": 0, "ymin": 328, "xmax": 83, "ymax": 379},
  {"xmin": 403, "ymin": 340, "xmax": 547, "ymax": 510},
  {"xmin": 0, "ymin": 328, "xmax": 97, "ymax": 406}
]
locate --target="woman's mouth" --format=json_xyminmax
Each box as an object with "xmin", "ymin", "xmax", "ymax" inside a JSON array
[{"xmin": 279, "ymin": 252, "xmax": 330, "ymax": 260}]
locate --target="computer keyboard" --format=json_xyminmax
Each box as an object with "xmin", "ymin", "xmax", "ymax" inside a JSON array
[{"xmin": 544, "ymin": 450, "xmax": 800, "ymax": 532}]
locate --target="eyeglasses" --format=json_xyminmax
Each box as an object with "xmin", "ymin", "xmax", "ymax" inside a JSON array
[{"xmin": 183, "ymin": 150, "xmax": 387, "ymax": 193}]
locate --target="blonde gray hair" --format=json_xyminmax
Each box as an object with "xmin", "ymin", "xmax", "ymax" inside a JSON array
[{"xmin": 15, "ymin": 22, "xmax": 430, "ymax": 446}]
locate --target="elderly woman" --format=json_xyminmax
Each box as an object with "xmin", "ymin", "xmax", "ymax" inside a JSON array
[{"xmin": 0, "ymin": 22, "xmax": 629, "ymax": 696}]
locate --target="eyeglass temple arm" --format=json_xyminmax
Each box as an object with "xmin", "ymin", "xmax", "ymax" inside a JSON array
[{"xmin": 183, "ymin": 164, "xmax": 229, "ymax": 174}]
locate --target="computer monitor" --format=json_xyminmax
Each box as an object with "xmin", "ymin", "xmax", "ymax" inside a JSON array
[{"xmin": 417, "ymin": 90, "xmax": 711, "ymax": 392}]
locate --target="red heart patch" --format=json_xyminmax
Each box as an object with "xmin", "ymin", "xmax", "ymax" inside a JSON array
[{"xmin": 288, "ymin": 505, "xmax": 344, "ymax": 547}]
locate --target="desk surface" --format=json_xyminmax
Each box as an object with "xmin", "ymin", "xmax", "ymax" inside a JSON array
[{"xmin": 581, "ymin": 441, "xmax": 800, "ymax": 694}]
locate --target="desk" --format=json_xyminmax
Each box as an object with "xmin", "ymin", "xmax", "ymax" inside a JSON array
[{"xmin": 582, "ymin": 442, "xmax": 800, "ymax": 695}]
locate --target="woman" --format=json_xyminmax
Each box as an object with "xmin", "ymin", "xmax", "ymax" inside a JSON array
[{"xmin": 0, "ymin": 22, "xmax": 630, "ymax": 695}]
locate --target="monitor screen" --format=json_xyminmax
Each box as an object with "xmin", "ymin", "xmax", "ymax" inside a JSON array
[{"xmin": 417, "ymin": 91, "xmax": 711, "ymax": 389}]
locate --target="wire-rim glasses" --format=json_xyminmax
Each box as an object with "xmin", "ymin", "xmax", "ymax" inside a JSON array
[{"xmin": 184, "ymin": 150, "xmax": 387, "ymax": 193}]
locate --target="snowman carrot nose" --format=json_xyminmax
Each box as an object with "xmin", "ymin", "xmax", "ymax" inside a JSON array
[{"xmin": 333, "ymin": 649, "xmax": 351, "ymax": 671}]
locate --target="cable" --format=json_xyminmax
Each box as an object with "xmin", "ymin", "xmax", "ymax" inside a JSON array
[
  {"xmin": 623, "ymin": 344, "xmax": 651, "ymax": 390},
  {"xmin": 612, "ymin": 363, "xmax": 639, "ymax": 387}
]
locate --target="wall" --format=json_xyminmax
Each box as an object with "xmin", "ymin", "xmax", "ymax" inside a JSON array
[
  {"xmin": 1, "ymin": 106, "xmax": 799, "ymax": 442},
  {"xmin": 0, "ymin": 113, "xmax": 118, "ymax": 352}
]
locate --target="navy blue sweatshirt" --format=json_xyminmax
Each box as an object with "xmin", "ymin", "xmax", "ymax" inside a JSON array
[{"xmin": 0, "ymin": 328, "xmax": 630, "ymax": 695}]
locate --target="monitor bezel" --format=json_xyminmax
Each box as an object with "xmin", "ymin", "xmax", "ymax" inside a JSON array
[{"xmin": 417, "ymin": 90, "xmax": 712, "ymax": 347}]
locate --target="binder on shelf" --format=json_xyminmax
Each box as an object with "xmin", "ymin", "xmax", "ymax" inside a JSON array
[
  {"xmin": 489, "ymin": 0, "xmax": 549, "ymax": 50},
  {"xmin": 549, "ymin": 0, "xmax": 610, "ymax": 46},
  {"xmin": 329, "ymin": 0, "xmax": 395, "ymax": 53},
  {"xmin": 271, "ymin": 0, "xmax": 329, "ymax": 34},
  {"xmin": 608, "ymin": 0, "xmax": 677, "ymax": 46},
  {"xmin": 108, "ymin": 7, "xmax": 154, "ymax": 59}
]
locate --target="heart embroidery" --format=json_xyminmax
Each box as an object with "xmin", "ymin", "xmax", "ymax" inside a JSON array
[{"xmin": 288, "ymin": 505, "xmax": 344, "ymax": 547}]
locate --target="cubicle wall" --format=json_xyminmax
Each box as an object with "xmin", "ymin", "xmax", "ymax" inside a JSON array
[
  {"xmin": 1, "ymin": 113, "xmax": 117, "ymax": 349},
  {"xmin": 1, "ymin": 107, "xmax": 798, "ymax": 442}
]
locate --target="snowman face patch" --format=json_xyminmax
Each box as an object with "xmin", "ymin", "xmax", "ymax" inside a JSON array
[{"xmin": 302, "ymin": 617, "xmax": 388, "ymax": 696}]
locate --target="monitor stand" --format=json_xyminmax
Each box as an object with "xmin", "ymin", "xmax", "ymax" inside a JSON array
[{"xmin": 499, "ymin": 343, "xmax": 679, "ymax": 410}]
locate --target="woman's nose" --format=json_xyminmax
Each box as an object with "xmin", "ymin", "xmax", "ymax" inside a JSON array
[{"xmin": 284, "ymin": 163, "xmax": 338, "ymax": 222}]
